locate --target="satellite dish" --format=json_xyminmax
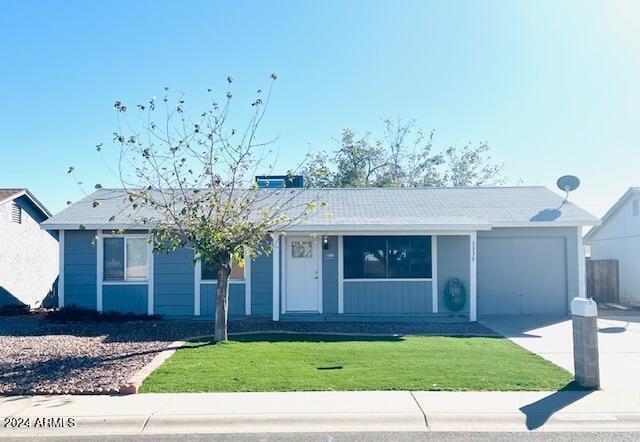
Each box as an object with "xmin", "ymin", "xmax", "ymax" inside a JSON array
[{"xmin": 557, "ymin": 175, "xmax": 580, "ymax": 201}]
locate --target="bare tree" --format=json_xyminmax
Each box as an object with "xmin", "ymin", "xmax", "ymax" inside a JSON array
[{"xmin": 85, "ymin": 74, "xmax": 321, "ymax": 342}]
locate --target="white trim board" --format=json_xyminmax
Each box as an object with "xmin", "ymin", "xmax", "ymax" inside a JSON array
[
  {"xmin": 469, "ymin": 231, "xmax": 477, "ymax": 322},
  {"xmin": 58, "ymin": 230, "xmax": 65, "ymax": 308},
  {"xmin": 432, "ymin": 235, "xmax": 438, "ymax": 314},
  {"xmin": 272, "ymin": 234, "xmax": 280, "ymax": 321},
  {"xmin": 42, "ymin": 221, "xmax": 600, "ymax": 232},
  {"xmin": 244, "ymin": 248, "xmax": 252, "ymax": 316},
  {"xmin": 194, "ymin": 257, "xmax": 201, "ymax": 316},
  {"xmin": 96, "ymin": 230, "xmax": 103, "ymax": 312},
  {"xmin": 337, "ymin": 235, "xmax": 344, "ymax": 314}
]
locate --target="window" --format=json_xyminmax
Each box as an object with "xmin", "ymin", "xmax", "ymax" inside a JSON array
[
  {"xmin": 201, "ymin": 257, "xmax": 245, "ymax": 281},
  {"xmin": 344, "ymin": 236, "xmax": 432, "ymax": 279},
  {"xmin": 11, "ymin": 202, "xmax": 21, "ymax": 224},
  {"xmin": 633, "ymin": 199, "xmax": 639, "ymax": 216},
  {"xmin": 291, "ymin": 241, "xmax": 312, "ymax": 258},
  {"xmin": 103, "ymin": 237, "xmax": 148, "ymax": 282}
]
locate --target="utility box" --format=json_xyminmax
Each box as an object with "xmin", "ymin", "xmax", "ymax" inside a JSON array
[{"xmin": 570, "ymin": 297, "xmax": 600, "ymax": 389}]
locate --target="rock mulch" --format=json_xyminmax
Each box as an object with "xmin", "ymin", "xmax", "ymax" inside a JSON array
[{"xmin": 0, "ymin": 315, "xmax": 495, "ymax": 395}]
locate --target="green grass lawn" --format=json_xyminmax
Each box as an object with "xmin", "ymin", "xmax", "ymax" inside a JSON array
[{"xmin": 140, "ymin": 333, "xmax": 575, "ymax": 392}]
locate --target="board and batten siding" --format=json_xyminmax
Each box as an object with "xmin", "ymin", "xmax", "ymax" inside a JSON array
[
  {"xmin": 476, "ymin": 227, "xmax": 577, "ymax": 317},
  {"xmin": 343, "ymin": 280, "xmax": 433, "ymax": 314},
  {"xmin": 63, "ymin": 230, "xmax": 97, "ymax": 309},
  {"xmin": 250, "ymin": 251, "xmax": 273, "ymax": 316},
  {"xmin": 102, "ymin": 284, "xmax": 148, "ymax": 314},
  {"xmin": 322, "ymin": 236, "xmax": 339, "ymax": 314},
  {"xmin": 437, "ymin": 235, "xmax": 471, "ymax": 314},
  {"xmin": 200, "ymin": 283, "xmax": 245, "ymax": 317},
  {"xmin": 154, "ymin": 247, "xmax": 195, "ymax": 317}
]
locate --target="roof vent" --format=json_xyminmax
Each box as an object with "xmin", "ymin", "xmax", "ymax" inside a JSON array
[{"xmin": 11, "ymin": 202, "xmax": 22, "ymax": 224}]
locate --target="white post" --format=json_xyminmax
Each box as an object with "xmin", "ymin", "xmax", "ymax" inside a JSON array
[
  {"xmin": 577, "ymin": 227, "xmax": 587, "ymax": 298},
  {"xmin": 469, "ymin": 231, "xmax": 477, "ymax": 322},
  {"xmin": 58, "ymin": 230, "xmax": 65, "ymax": 308},
  {"xmin": 244, "ymin": 248, "xmax": 252, "ymax": 316},
  {"xmin": 96, "ymin": 230, "xmax": 103, "ymax": 312},
  {"xmin": 147, "ymin": 236, "xmax": 154, "ymax": 315},
  {"xmin": 432, "ymin": 235, "xmax": 438, "ymax": 313},
  {"xmin": 272, "ymin": 233, "xmax": 280, "ymax": 321},
  {"xmin": 194, "ymin": 254, "xmax": 201, "ymax": 316},
  {"xmin": 337, "ymin": 235, "xmax": 344, "ymax": 314}
]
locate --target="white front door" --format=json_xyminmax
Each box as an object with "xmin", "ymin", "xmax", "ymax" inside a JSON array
[{"xmin": 285, "ymin": 236, "xmax": 321, "ymax": 312}]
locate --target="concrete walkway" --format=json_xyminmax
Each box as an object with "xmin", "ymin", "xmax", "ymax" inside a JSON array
[
  {"xmin": 481, "ymin": 315, "xmax": 640, "ymax": 391},
  {"xmin": 1, "ymin": 390, "xmax": 640, "ymax": 436}
]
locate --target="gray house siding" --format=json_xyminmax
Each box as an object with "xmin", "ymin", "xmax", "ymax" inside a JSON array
[
  {"xmin": 322, "ymin": 236, "xmax": 339, "ymax": 314},
  {"xmin": 102, "ymin": 284, "xmax": 147, "ymax": 314},
  {"xmin": 437, "ymin": 236, "xmax": 470, "ymax": 314},
  {"xmin": 200, "ymin": 283, "xmax": 245, "ymax": 317},
  {"xmin": 477, "ymin": 227, "xmax": 577, "ymax": 317},
  {"xmin": 154, "ymin": 247, "xmax": 195, "ymax": 317},
  {"xmin": 251, "ymin": 252, "xmax": 273, "ymax": 317},
  {"xmin": 54, "ymin": 226, "xmax": 580, "ymax": 321},
  {"xmin": 343, "ymin": 280, "xmax": 432, "ymax": 314},
  {"xmin": 64, "ymin": 230, "xmax": 97, "ymax": 309}
]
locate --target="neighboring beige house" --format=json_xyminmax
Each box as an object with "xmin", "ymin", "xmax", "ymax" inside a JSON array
[{"xmin": 0, "ymin": 188, "xmax": 58, "ymax": 309}]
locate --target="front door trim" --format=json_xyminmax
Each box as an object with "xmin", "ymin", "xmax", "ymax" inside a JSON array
[{"xmin": 282, "ymin": 235, "xmax": 323, "ymax": 314}]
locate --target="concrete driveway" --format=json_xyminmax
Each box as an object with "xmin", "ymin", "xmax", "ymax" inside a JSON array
[{"xmin": 481, "ymin": 314, "xmax": 640, "ymax": 391}]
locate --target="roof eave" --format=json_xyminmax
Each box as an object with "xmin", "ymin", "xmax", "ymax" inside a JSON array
[{"xmin": 1, "ymin": 189, "xmax": 52, "ymax": 218}]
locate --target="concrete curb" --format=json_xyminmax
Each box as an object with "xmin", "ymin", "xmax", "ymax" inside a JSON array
[
  {"xmin": 3, "ymin": 411, "xmax": 640, "ymax": 436},
  {"xmin": 425, "ymin": 412, "xmax": 640, "ymax": 432}
]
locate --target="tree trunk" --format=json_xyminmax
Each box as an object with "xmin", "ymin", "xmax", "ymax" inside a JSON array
[{"xmin": 214, "ymin": 262, "xmax": 231, "ymax": 343}]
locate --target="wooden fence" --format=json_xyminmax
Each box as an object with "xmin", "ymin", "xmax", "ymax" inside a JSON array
[{"xmin": 586, "ymin": 258, "xmax": 619, "ymax": 304}]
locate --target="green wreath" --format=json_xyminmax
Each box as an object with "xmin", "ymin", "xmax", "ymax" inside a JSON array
[{"xmin": 444, "ymin": 278, "xmax": 466, "ymax": 311}]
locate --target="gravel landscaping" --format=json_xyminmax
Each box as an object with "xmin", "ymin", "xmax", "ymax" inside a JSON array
[{"xmin": 0, "ymin": 314, "xmax": 495, "ymax": 395}]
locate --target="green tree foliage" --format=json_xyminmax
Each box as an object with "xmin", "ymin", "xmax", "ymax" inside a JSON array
[
  {"xmin": 302, "ymin": 118, "xmax": 506, "ymax": 188},
  {"xmin": 83, "ymin": 75, "xmax": 321, "ymax": 342}
]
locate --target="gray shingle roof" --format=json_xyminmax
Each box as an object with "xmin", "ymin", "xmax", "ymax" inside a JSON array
[
  {"xmin": 0, "ymin": 188, "xmax": 52, "ymax": 218},
  {"xmin": 42, "ymin": 186, "xmax": 599, "ymax": 231}
]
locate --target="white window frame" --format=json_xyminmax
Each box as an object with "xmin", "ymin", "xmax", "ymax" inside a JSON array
[
  {"xmin": 200, "ymin": 253, "xmax": 247, "ymax": 285},
  {"xmin": 102, "ymin": 234, "xmax": 150, "ymax": 285}
]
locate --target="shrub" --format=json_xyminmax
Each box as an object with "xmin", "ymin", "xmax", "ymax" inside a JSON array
[{"xmin": 45, "ymin": 305, "xmax": 161, "ymax": 323}]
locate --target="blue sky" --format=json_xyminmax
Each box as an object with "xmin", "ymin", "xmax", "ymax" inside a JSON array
[{"xmin": 1, "ymin": 0, "xmax": 638, "ymax": 215}]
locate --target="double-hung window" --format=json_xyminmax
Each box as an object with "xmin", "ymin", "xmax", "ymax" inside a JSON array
[
  {"xmin": 201, "ymin": 257, "xmax": 245, "ymax": 281},
  {"xmin": 344, "ymin": 236, "xmax": 432, "ymax": 279},
  {"xmin": 103, "ymin": 237, "xmax": 148, "ymax": 282}
]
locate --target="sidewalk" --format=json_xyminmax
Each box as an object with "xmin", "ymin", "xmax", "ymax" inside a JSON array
[{"xmin": 2, "ymin": 390, "xmax": 640, "ymax": 436}]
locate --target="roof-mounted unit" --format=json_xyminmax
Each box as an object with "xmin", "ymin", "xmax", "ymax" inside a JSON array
[{"xmin": 255, "ymin": 175, "xmax": 304, "ymax": 189}]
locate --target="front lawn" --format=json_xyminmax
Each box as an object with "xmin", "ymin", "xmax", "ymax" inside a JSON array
[{"xmin": 140, "ymin": 333, "xmax": 575, "ymax": 392}]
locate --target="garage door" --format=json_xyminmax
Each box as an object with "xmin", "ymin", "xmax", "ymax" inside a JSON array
[{"xmin": 477, "ymin": 237, "xmax": 568, "ymax": 316}]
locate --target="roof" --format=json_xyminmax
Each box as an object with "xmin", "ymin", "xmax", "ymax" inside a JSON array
[
  {"xmin": 41, "ymin": 186, "xmax": 599, "ymax": 232},
  {"xmin": 583, "ymin": 187, "xmax": 640, "ymax": 244},
  {"xmin": 0, "ymin": 188, "xmax": 52, "ymax": 218}
]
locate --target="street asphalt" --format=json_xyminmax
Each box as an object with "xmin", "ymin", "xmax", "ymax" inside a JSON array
[{"xmin": 3, "ymin": 432, "xmax": 639, "ymax": 441}]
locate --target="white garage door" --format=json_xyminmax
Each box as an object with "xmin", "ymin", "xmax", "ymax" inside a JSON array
[{"xmin": 477, "ymin": 237, "xmax": 568, "ymax": 316}]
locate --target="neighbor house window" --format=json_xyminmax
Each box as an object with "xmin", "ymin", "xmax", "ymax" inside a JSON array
[
  {"xmin": 201, "ymin": 257, "xmax": 245, "ymax": 281},
  {"xmin": 633, "ymin": 199, "xmax": 639, "ymax": 216},
  {"xmin": 11, "ymin": 202, "xmax": 21, "ymax": 224},
  {"xmin": 103, "ymin": 237, "xmax": 148, "ymax": 281},
  {"xmin": 344, "ymin": 236, "xmax": 432, "ymax": 279}
]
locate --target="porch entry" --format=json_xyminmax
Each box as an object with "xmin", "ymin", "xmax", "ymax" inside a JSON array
[{"xmin": 284, "ymin": 236, "xmax": 321, "ymax": 312}]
